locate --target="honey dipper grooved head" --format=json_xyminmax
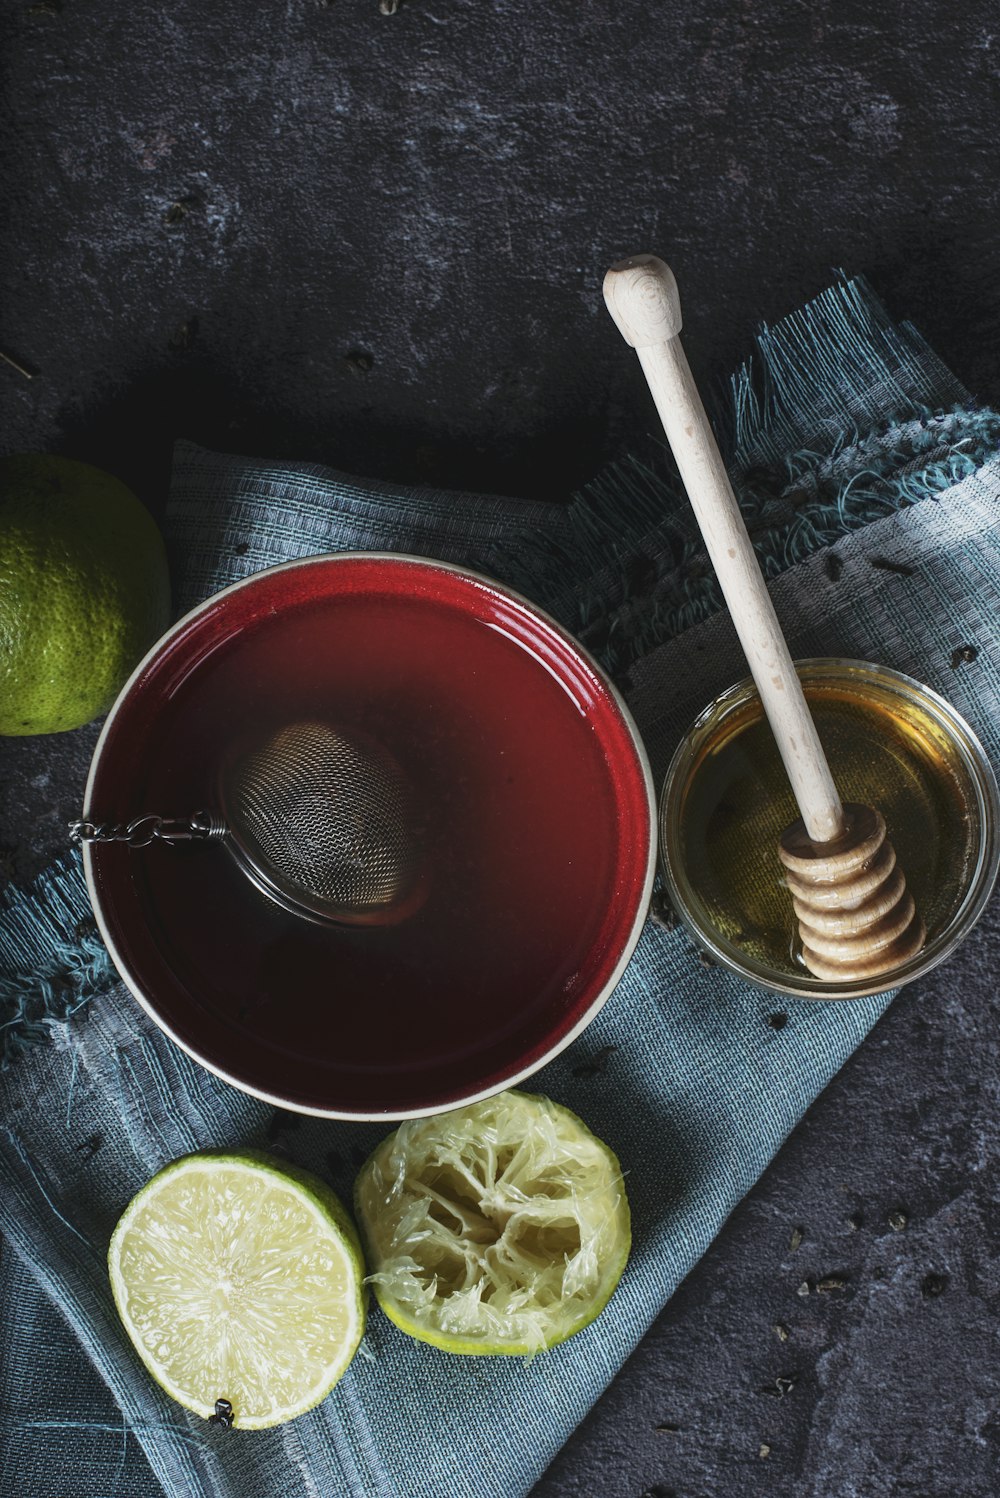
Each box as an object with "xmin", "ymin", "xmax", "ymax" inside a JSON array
[{"xmin": 778, "ymin": 803, "xmax": 925, "ymax": 983}]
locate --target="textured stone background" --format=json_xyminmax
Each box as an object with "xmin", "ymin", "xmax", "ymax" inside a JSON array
[{"xmin": 2, "ymin": 0, "xmax": 1000, "ymax": 1494}]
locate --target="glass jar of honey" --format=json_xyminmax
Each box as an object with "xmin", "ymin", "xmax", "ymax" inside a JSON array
[{"xmin": 659, "ymin": 659, "xmax": 1000, "ymax": 999}]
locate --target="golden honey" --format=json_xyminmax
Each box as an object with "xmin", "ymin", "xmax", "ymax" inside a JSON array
[{"xmin": 660, "ymin": 660, "xmax": 999, "ymax": 998}]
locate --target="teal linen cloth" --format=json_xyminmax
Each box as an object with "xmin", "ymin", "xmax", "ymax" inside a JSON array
[{"xmin": 3, "ymin": 278, "xmax": 1000, "ymax": 1498}]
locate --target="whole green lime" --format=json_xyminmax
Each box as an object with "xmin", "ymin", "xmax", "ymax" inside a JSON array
[{"xmin": 0, "ymin": 455, "xmax": 170, "ymax": 735}]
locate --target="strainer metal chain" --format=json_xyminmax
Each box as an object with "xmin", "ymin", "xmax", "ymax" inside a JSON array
[
  {"xmin": 69, "ymin": 812, "xmax": 228, "ymax": 848},
  {"xmin": 72, "ymin": 720, "xmax": 426, "ymax": 927}
]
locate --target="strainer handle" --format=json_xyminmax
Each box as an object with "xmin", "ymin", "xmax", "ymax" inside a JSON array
[{"xmin": 69, "ymin": 812, "xmax": 227, "ymax": 849}]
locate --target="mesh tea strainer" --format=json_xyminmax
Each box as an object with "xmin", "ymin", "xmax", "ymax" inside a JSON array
[{"xmin": 71, "ymin": 720, "xmax": 426, "ymax": 927}]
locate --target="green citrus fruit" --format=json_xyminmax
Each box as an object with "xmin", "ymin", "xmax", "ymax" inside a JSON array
[
  {"xmin": 0, "ymin": 454, "xmax": 170, "ymax": 735},
  {"xmin": 354, "ymin": 1090, "xmax": 630, "ymax": 1355},
  {"xmin": 108, "ymin": 1150, "xmax": 366, "ymax": 1429}
]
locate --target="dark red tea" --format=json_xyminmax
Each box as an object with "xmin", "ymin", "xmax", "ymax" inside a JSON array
[{"xmin": 87, "ymin": 558, "xmax": 652, "ymax": 1115}]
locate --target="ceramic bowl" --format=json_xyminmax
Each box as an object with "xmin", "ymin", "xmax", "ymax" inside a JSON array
[{"xmin": 82, "ymin": 554, "xmax": 656, "ymax": 1118}]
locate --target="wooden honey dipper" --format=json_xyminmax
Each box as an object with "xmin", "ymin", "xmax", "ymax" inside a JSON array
[{"xmin": 603, "ymin": 255, "xmax": 925, "ymax": 983}]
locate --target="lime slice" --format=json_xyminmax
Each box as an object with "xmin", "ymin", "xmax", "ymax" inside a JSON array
[
  {"xmin": 354, "ymin": 1090, "xmax": 630, "ymax": 1355},
  {"xmin": 108, "ymin": 1150, "xmax": 365, "ymax": 1429}
]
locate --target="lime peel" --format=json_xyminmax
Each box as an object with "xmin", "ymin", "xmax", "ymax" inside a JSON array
[
  {"xmin": 108, "ymin": 1150, "xmax": 365, "ymax": 1430},
  {"xmin": 355, "ymin": 1090, "xmax": 630, "ymax": 1355}
]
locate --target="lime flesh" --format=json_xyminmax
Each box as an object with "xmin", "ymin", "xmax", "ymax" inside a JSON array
[
  {"xmin": 354, "ymin": 1090, "xmax": 630, "ymax": 1355},
  {"xmin": 108, "ymin": 1151, "xmax": 365, "ymax": 1429}
]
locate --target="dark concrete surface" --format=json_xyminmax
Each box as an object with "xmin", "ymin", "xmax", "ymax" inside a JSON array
[{"xmin": 2, "ymin": 1, "xmax": 1000, "ymax": 1494}]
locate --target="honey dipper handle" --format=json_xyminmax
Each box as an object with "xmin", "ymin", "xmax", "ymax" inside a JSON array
[{"xmin": 604, "ymin": 255, "xmax": 845, "ymax": 844}]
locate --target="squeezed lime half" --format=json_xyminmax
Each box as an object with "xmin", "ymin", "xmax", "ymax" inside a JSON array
[{"xmin": 354, "ymin": 1090, "xmax": 630, "ymax": 1355}]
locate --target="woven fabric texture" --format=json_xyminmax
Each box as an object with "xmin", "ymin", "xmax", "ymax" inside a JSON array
[{"xmin": 2, "ymin": 279, "xmax": 998, "ymax": 1498}]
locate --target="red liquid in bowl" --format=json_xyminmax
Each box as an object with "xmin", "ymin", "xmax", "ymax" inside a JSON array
[{"xmin": 87, "ymin": 558, "xmax": 652, "ymax": 1116}]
